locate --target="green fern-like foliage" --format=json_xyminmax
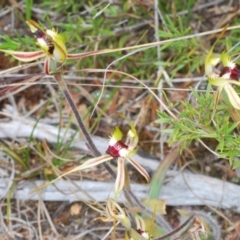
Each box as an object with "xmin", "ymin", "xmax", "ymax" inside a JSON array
[{"xmin": 157, "ymin": 84, "xmax": 240, "ymax": 167}]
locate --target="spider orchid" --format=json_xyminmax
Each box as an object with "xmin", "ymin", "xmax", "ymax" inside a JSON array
[
  {"xmin": 77, "ymin": 123, "xmax": 150, "ymax": 198},
  {"xmin": 106, "ymin": 123, "xmax": 150, "ymax": 198},
  {"xmin": 205, "ymin": 43, "xmax": 240, "ymax": 110},
  {"xmin": 32, "ymin": 120, "xmax": 150, "ymax": 198},
  {"xmin": 0, "ymin": 20, "xmax": 105, "ymax": 74}
]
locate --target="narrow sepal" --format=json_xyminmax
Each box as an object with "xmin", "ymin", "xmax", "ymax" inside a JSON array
[
  {"xmin": 208, "ymin": 76, "xmax": 229, "ymax": 87},
  {"xmin": 117, "ymin": 113, "xmax": 139, "ymax": 151},
  {"xmin": 78, "ymin": 154, "xmax": 113, "ymax": 169},
  {"xmin": 0, "ymin": 49, "xmax": 45, "ymax": 62},
  {"xmin": 205, "ymin": 47, "xmax": 220, "ymax": 77},
  {"xmin": 44, "ymin": 57, "xmax": 50, "ymax": 75},
  {"xmin": 115, "ymin": 157, "xmax": 125, "ymax": 199},
  {"xmin": 26, "ymin": 20, "xmax": 45, "ymax": 34},
  {"xmin": 31, "ymin": 155, "xmax": 113, "ymax": 193},
  {"xmin": 220, "ymin": 52, "xmax": 234, "ymax": 67},
  {"xmin": 223, "ymin": 84, "xmax": 240, "ymax": 109},
  {"xmin": 67, "ymin": 50, "xmax": 105, "ymax": 59},
  {"xmin": 127, "ymin": 158, "xmax": 150, "ymax": 182}
]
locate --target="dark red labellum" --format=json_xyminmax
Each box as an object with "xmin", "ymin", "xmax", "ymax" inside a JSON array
[
  {"xmin": 106, "ymin": 141, "xmax": 128, "ymax": 157},
  {"xmin": 220, "ymin": 64, "xmax": 240, "ymax": 81}
]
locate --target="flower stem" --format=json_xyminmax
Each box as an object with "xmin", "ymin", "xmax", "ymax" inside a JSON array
[
  {"xmin": 54, "ymin": 73, "xmax": 173, "ymax": 232},
  {"xmin": 54, "ymin": 73, "xmax": 117, "ymax": 178}
]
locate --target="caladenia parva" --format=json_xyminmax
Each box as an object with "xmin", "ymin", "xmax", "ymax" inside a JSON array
[
  {"xmin": 32, "ymin": 119, "xmax": 150, "ymax": 199},
  {"xmin": 0, "ymin": 20, "xmax": 107, "ymax": 74}
]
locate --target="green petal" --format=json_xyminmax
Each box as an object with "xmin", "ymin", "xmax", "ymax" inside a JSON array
[
  {"xmin": 220, "ymin": 52, "xmax": 232, "ymax": 67},
  {"xmin": 110, "ymin": 127, "xmax": 123, "ymax": 143},
  {"xmin": 52, "ymin": 44, "xmax": 67, "ymax": 62},
  {"xmin": 26, "ymin": 19, "xmax": 45, "ymax": 33},
  {"xmin": 204, "ymin": 45, "xmax": 220, "ymax": 76},
  {"xmin": 46, "ymin": 29, "xmax": 68, "ymax": 62},
  {"xmin": 204, "ymin": 26, "xmax": 228, "ymax": 77},
  {"xmin": 117, "ymin": 113, "xmax": 139, "ymax": 150},
  {"xmin": 208, "ymin": 76, "xmax": 229, "ymax": 87},
  {"xmin": 223, "ymin": 84, "xmax": 240, "ymax": 109},
  {"xmin": 229, "ymin": 79, "xmax": 240, "ymax": 87},
  {"xmin": 126, "ymin": 147, "xmax": 138, "ymax": 157}
]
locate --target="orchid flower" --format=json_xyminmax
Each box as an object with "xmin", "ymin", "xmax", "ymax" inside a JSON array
[
  {"xmin": 32, "ymin": 120, "xmax": 150, "ymax": 198},
  {"xmin": 106, "ymin": 124, "xmax": 150, "ymax": 198},
  {"xmin": 0, "ymin": 20, "xmax": 104, "ymax": 74},
  {"xmin": 79, "ymin": 123, "xmax": 150, "ymax": 198},
  {"xmin": 67, "ymin": 121, "xmax": 150, "ymax": 199},
  {"xmin": 205, "ymin": 44, "xmax": 240, "ymax": 110},
  {"xmin": 72, "ymin": 120, "xmax": 150, "ymax": 199}
]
